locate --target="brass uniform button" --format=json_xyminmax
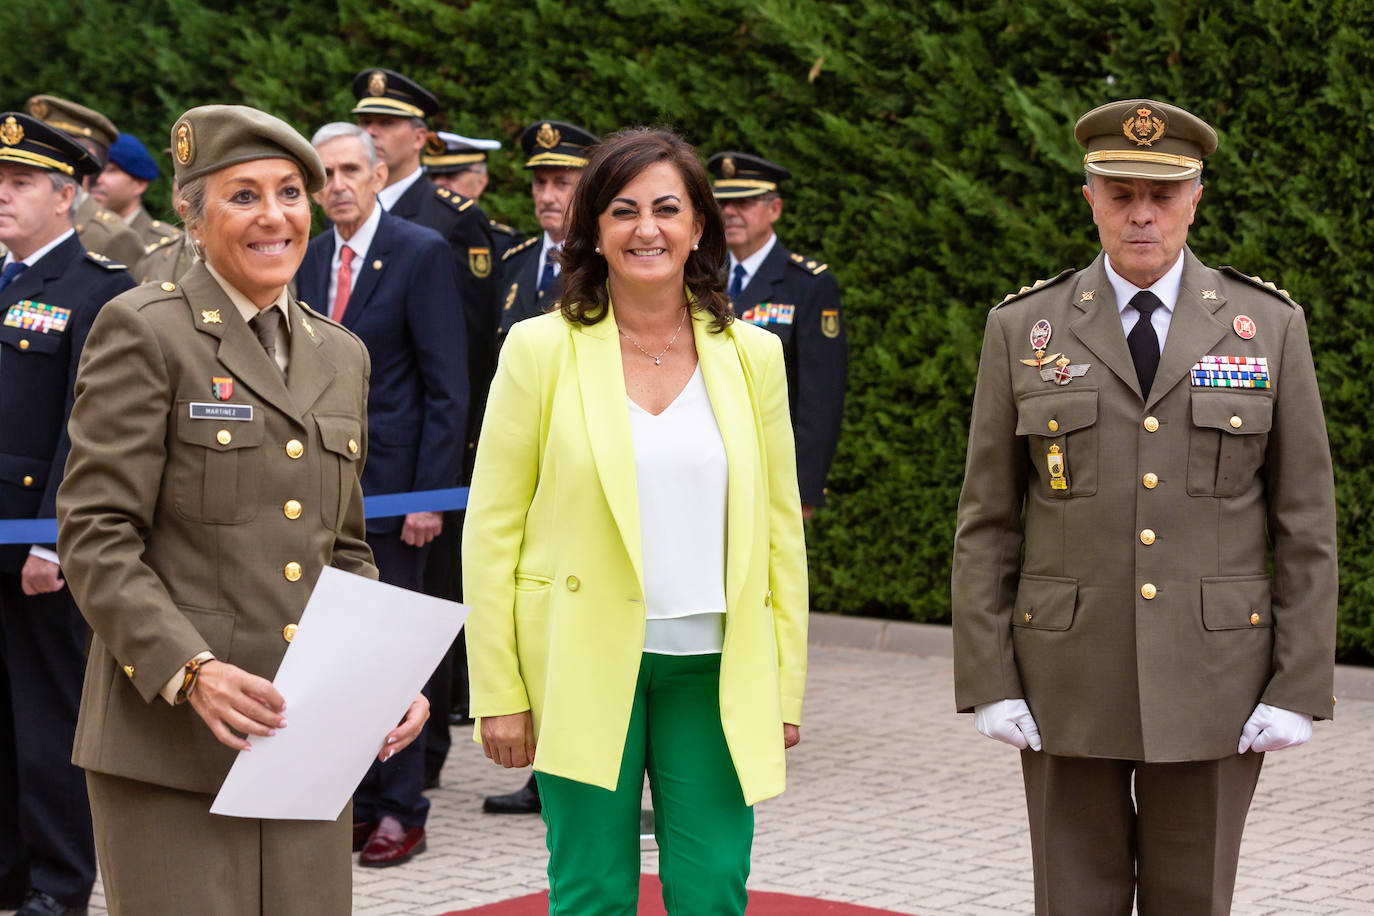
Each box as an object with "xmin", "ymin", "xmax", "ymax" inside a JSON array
[
  {"xmin": 160, "ymin": 281, "xmax": 176, "ymax": 292},
  {"xmin": 1230, "ymin": 415, "xmax": 1243, "ymax": 429},
  {"xmin": 348, "ymin": 438, "xmax": 359, "ymax": 455},
  {"xmin": 284, "ymin": 562, "xmax": 302, "ymax": 582},
  {"xmin": 286, "ymin": 439, "xmax": 304, "ymax": 459},
  {"xmin": 216, "ymin": 429, "xmax": 232, "ymax": 445},
  {"xmin": 283, "ymin": 499, "xmax": 302, "ymax": 520},
  {"xmin": 566, "ymin": 575, "xmax": 580, "ymax": 592},
  {"xmin": 764, "ymin": 590, "xmax": 773, "ymax": 607},
  {"xmin": 1249, "ymin": 612, "xmax": 1261, "ymax": 626},
  {"xmin": 1024, "ymin": 612, "xmax": 1033, "ymax": 623},
  {"xmin": 1143, "ymin": 416, "xmax": 1159, "ymax": 432},
  {"xmin": 1143, "ymin": 472, "xmax": 1159, "ymax": 489},
  {"xmin": 283, "ymin": 623, "xmax": 298, "ymax": 643},
  {"xmin": 1047, "ymin": 419, "xmax": 1059, "ymax": 432},
  {"xmin": 1141, "ymin": 583, "xmax": 1157, "ymax": 600},
  {"xmin": 22, "ymin": 476, "xmax": 33, "ymax": 487},
  {"xmin": 19, "ymin": 339, "xmax": 29, "ymax": 350},
  {"xmin": 1139, "ymin": 529, "xmax": 1156, "ymax": 546},
  {"xmin": 123, "ymin": 665, "xmax": 135, "ymax": 679}
]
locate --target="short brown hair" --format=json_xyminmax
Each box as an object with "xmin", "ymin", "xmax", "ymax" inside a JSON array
[{"xmin": 560, "ymin": 128, "xmax": 732, "ymax": 332}]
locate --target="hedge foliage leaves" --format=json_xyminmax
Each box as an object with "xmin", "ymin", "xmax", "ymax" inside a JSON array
[{"xmin": 3, "ymin": 0, "xmax": 1371, "ymax": 660}]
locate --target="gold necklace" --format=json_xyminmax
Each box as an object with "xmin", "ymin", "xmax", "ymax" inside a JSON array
[{"xmin": 619, "ymin": 307, "xmax": 688, "ymax": 366}]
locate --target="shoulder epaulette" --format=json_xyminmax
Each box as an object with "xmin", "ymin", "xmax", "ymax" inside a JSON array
[
  {"xmin": 787, "ymin": 251, "xmax": 829, "ymax": 276},
  {"xmin": 1219, "ymin": 267, "xmax": 1298, "ymax": 306},
  {"xmin": 489, "ymin": 220, "xmax": 518, "ymax": 235},
  {"xmin": 433, "ymin": 187, "xmax": 476, "ymax": 213},
  {"xmin": 94, "ymin": 209, "xmax": 119, "ymax": 224},
  {"xmin": 993, "ymin": 269, "xmax": 1075, "ymax": 308},
  {"xmin": 502, "ymin": 236, "xmax": 540, "ymax": 262},
  {"xmin": 84, "ymin": 250, "xmax": 127, "ymax": 270},
  {"xmin": 143, "ymin": 234, "xmax": 179, "ymax": 256}
]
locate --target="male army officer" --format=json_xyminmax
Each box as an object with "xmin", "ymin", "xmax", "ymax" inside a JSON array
[
  {"xmin": 90, "ymin": 132, "xmax": 181, "ymax": 251},
  {"xmin": 0, "ymin": 112, "xmax": 135, "ymax": 916},
  {"xmin": 497, "ymin": 120, "xmax": 597, "ymax": 337},
  {"xmin": 707, "ymin": 151, "xmax": 846, "ymax": 517},
  {"xmin": 23, "ymin": 95, "xmax": 145, "ymax": 271},
  {"xmin": 952, "ymin": 99, "xmax": 1337, "ymax": 914}
]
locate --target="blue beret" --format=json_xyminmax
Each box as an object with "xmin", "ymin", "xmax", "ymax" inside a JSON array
[{"xmin": 107, "ymin": 132, "xmax": 159, "ymax": 180}]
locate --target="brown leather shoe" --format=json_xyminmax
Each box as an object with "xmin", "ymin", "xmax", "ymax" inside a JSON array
[
  {"xmin": 352, "ymin": 820, "xmax": 376, "ymax": 852},
  {"xmin": 358, "ymin": 815, "xmax": 426, "ymax": 867}
]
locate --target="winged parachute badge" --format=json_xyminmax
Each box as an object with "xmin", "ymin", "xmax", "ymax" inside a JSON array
[{"xmin": 1040, "ymin": 355, "xmax": 1091, "ymax": 386}]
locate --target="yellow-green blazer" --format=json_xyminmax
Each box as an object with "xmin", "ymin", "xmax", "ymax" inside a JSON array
[{"xmin": 462, "ymin": 305, "xmax": 808, "ymax": 805}]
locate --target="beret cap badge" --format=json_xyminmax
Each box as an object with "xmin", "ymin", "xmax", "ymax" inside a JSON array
[
  {"xmin": 0, "ymin": 117, "xmax": 23, "ymax": 147},
  {"xmin": 174, "ymin": 121, "xmax": 194, "ymax": 166},
  {"xmin": 536, "ymin": 122, "xmax": 560, "ymax": 150},
  {"xmin": 368, "ymin": 70, "xmax": 387, "ymax": 97},
  {"xmin": 1122, "ymin": 107, "xmax": 1167, "ymax": 147}
]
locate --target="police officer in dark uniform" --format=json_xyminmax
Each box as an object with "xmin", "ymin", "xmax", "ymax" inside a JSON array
[
  {"xmin": 22, "ymin": 96, "xmax": 145, "ymax": 272},
  {"xmin": 422, "ymin": 130, "xmax": 522, "ymax": 258},
  {"xmin": 707, "ymin": 151, "xmax": 847, "ymax": 517},
  {"xmin": 0, "ymin": 111, "xmax": 135, "ymax": 916},
  {"xmin": 497, "ymin": 120, "xmax": 597, "ymax": 340}
]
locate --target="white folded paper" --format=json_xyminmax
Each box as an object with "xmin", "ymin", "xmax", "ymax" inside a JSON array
[{"xmin": 211, "ymin": 567, "xmax": 468, "ymax": 819}]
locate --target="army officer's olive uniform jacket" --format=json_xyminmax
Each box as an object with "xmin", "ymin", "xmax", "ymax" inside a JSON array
[
  {"xmin": 57, "ymin": 262, "xmax": 378, "ymax": 794},
  {"xmin": 952, "ymin": 249, "xmax": 1337, "ymax": 762}
]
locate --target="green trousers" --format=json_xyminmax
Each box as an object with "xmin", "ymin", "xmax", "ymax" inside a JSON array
[{"xmin": 536, "ymin": 652, "xmax": 753, "ymax": 915}]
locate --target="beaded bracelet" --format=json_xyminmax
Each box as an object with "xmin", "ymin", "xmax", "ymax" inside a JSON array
[{"xmin": 175, "ymin": 657, "xmax": 207, "ymax": 705}]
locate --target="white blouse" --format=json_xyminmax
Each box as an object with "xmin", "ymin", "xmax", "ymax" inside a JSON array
[{"xmin": 627, "ymin": 364, "xmax": 728, "ymax": 655}]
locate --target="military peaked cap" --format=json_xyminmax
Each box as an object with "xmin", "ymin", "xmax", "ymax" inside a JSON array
[
  {"xmin": 1076, "ymin": 99, "xmax": 1218, "ymax": 181},
  {"xmin": 0, "ymin": 111, "xmax": 100, "ymax": 179},
  {"xmin": 350, "ymin": 68, "xmax": 439, "ymax": 120},
  {"xmin": 706, "ymin": 151, "xmax": 790, "ymax": 199},
  {"xmin": 519, "ymin": 120, "xmax": 597, "ymax": 169}
]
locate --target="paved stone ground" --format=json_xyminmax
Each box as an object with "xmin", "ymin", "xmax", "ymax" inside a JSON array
[{"xmin": 18, "ymin": 629, "xmax": 1374, "ymax": 915}]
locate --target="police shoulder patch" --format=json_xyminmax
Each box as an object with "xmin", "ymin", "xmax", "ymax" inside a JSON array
[
  {"xmin": 1219, "ymin": 267, "xmax": 1297, "ymax": 307},
  {"xmin": 85, "ymin": 250, "xmax": 127, "ymax": 270},
  {"xmin": 993, "ymin": 269, "xmax": 1075, "ymax": 308},
  {"xmin": 502, "ymin": 236, "xmax": 539, "ymax": 262}
]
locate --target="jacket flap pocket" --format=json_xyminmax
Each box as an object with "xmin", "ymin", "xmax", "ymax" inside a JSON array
[
  {"xmin": 1201, "ymin": 575, "xmax": 1272, "ymax": 630},
  {"xmin": 179, "ymin": 605, "xmax": 237, "ymax": 660},
  {"xmin": 315, "ymin": 414, "xmax": 363, "ymax": 461},
  {"xmin": 1012, "ymin": 573, "xmax": 1079, "ymax": 631},
  {"xmin": 175, "ymin": 406, "xmax": 265, "ymax": 452},
  {"xmin": 1191, "ymin": 392, "xmax": 1273, "ymax": 435},
  {"xmin": 0, "ymin": 323, "xmax": 63, "ymax": 355},
  {"xmin": 1015, "ymin": 389, "xmax": 1098, "ymax": 437},
  {"xmin": 0, "ymin": 452, "xmax": 49, "ymax": 489}
]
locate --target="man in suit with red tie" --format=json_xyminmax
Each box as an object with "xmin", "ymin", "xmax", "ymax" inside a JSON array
[{"xmin": 297, "ymin": 122, "xmax": 466, "ymax": 867}]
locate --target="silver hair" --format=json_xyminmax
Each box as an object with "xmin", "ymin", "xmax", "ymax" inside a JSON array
[
  {"xmin": 175, "ymin": 175, "xmax": 208, "ymax": 260},
  {"xmin": 48, "ymin": 172, "xmax": 79, "ymax": 221},
  {"xmin": 311, "ymin": 122, "xmax": 378, "ymax": 167}
]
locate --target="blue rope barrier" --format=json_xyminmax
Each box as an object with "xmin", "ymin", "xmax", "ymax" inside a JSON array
[{"xmin": 0, "ymin": 487, "xmax": 469, "ymax": 545}]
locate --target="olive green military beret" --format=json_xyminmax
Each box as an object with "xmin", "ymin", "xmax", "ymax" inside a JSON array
[
  {"xmin": 170, "ymin": 105, "xmax": 325, "ymax": 194},
  {"xmin": 25, "ymin": 94, "xmax": 118, "ymax": 153},
  {"xmin": 1075, "ymin": 99, "xmax": 1218, "ymax": 181}
]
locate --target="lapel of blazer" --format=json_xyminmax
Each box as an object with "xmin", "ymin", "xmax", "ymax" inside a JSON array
[
  {"xmin": 341, "ymin": 213, "xmax": 392, "ymax": 327},
  {"xmin": 517, "ymin": 247, "xmax": 542, "ymax": 316},
  {"xmin": 182, "ymin": 263, "xmax": 301, "ymax": 421},
  {"xmin": 735, "ymin": 240, "xmax": 787, "ymax": 310},
  {"xmin": 1147, "ymin": 249, "xmax": 1228, "ymax": 409},
  {"xmin": 1068, "ymin": 253, "xmax": 1142, "ymax": 398},
  {"xmin": 571, "ymin": 302, "xmax": 644, "ymax": 593},
  {"xmin": 298, "ymin": 234, "xmax": 332, "ymax": 313},
  {"xmin": 695, "ymin": 312, "xmax": 757, "ymax": 613}
]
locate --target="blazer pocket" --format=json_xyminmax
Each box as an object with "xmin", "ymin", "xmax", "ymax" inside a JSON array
[
  {"xmin": 179, "ymin": 604, "xmax": 237, "ymax": 661},
  {"xmin": 1012, "ymin": 573, "xmax": 1079, "ymax": 631},
  {"xmin": 1015, "ymin": 389, "xmax": 1098, "ymax": 498},
  {"xmin": 171, "ymin": 403, "xmax": 265, "ymax": 523},
  {"xmin": 1187, "ymin": 392, "xmax": 1273, "ymax": 497},
  {"xmin": 315, "ymin": 414, "xmax": 363, "ymax": 530},
  {"xmin": 1201, "ymin": 575, "xmax": 1272, "ymax": 630},
  {"xmin": 0, "ymin": 323, "xmax": 64, "ymax": 356}
]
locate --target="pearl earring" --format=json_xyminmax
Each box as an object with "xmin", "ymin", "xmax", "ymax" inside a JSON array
[
  {"xmin": 595, "ymin": 246, "xmax": 602, "ymax": 254},
  {"xmin": 692, "ymin": 243, "xmax": 699, "ymax": 251}
]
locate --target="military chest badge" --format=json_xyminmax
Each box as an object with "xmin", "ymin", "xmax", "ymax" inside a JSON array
[
  {"xmin": 740, "ymin": 303, "xmax": 795, "ymax": 327},
  {"xmin": 1047, "ymin": 444, "xmax": 1068, "ymax": 490},
  {"xmin": 469, "ymin": 247, "xmax": 492, "ymax": 279},
  {"xmin": 211, "ymin": 376, "xmax": 234, "ymax": 400},
  {"xmin": 1041, "ymin": 354, "xmax": 1091, "ymax": 386},
  {"xmin": 1019, "ymin": 319, "xmax": 1061, "ymax": 371},
  {"xmin": 4, "ymin": 301, "xmax": 70, "ymax": 333},
  {"xmin": 1233, "ymin": 315, "xmax": 1256, "ymax": 339},
  {"xmin": 0, "ymin": 116, "xmax": 23, "ymax": 147},
  {"xmin": 1190, "ymin": 355, "xmax": 1269, "ymax": 389},
  {"xmin": 1122, "ymin": 106, "xmax": 1166, "ymax": 147}
]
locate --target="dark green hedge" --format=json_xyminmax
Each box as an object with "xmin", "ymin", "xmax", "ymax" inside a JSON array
[{"xmin": 5, "ymin": 0, "xmax": 1371, "ymax": 661}]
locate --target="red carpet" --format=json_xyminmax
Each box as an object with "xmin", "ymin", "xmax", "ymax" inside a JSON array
[{"xmin": 439, "ymin": 874, "xmax": 912, "ymax": 915}]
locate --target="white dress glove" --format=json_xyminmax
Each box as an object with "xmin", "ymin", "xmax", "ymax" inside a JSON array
[
  {"xmin": 973, "ymin": 698, "xmax": 1043, "ymax": 751},
  {"xmin": 1238, "ymin": 702, "xmax": 1312, "ymax": 754}
]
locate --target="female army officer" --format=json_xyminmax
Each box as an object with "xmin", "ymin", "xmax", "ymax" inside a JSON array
[{"xmin": 57, "ymin": 105, "xmax": 428, "ymax": 915}]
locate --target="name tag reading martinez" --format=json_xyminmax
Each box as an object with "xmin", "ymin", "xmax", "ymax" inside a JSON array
[{"xmin": 189, "ymin": 402, "xmax": 254, "ymax": 421}]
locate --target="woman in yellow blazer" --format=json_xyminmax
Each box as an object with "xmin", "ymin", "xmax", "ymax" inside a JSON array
[{"xmin": 462, "ymin": 128, "xmax": 807, "ymax": 915}]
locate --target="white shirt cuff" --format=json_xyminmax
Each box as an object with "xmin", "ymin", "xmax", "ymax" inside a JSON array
[
  {"xmin": 28, "ymin": 545, "xmax": 60, "ymax": 565},
  {"xmin": 159, "ymin": 652, "xmax": 216, "ymax": 705}
]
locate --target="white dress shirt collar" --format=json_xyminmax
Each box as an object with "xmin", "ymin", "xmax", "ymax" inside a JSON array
[
  {"xmin": 727, "ymin": 232, "xmax": 778, "ymax": 291},
  {"xmin": 1106, "ymin": 250, "xmax": 1185, "ymax": 352},
  {"xmin": 2, "ymin": 228, "xmax": 76, "ymax": 270},
  {"xmin": 332, "ymin": 201, "xmax": 382, "ymax": 265},
  {"xmin": 378, "ymin": 165, "xmax": 424, "ymax": 212}
]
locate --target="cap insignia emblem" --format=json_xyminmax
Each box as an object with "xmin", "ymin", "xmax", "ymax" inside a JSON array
[
  {"xmin": 174, "ymin": 122, "xmax": 194, "ymax": 166},
  {"xmin": 722, "ymin": 157, "xmax": 736, "ymax": 178},
  {"xmin": 0, "ymin": 117, "xmax": 23, "ymax": 147},
  {"xmin": 27, "ymin": 99, "xmax": 48, "ymax": 120},
  {"xmin": 1122, "ymin": 106, "xmax": 1167, "ymax": 147},
  {"xmin": 369, "ymin": 70, "xmax": 388, "ymax": 97},
  {"xmin": 536, "ymin": 122, "xmax": 560, "ymax": 149},
  {"xmin": 424, "ymin": 132, "xmax": 446, "ymax": 156}
]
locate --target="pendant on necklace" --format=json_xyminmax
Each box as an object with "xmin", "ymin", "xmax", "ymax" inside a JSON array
[{"xmin": 654, "ymin": 357, "xmax": 661, "ymax": 366}]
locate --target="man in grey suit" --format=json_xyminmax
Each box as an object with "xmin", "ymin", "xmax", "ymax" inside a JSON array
[{"xmin": 952, "ymin": 99, "xmax": 1337, "ymax": 915}]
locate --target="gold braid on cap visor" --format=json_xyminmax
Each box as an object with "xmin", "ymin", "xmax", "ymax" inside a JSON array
[
  {"xmin": 525, "ymin": 152, "xmax": 589, "ymax": 168},
  {"xmin": 351, "ymin": 97, "xmax": 426, "ymax": 118},
  {"xmin": 423, "ymin": 152, "xmax": 486, "ymax": 167},
  {"xmin": 0, "ymin": 147, "xmax": 74, "ymax": 175},
  {"xmin": 710, "ymin": 179, "xmax": 779, "ymax": 197},
  {"xmin": 1084, "ymin": 149, "xmax": 1203, "ymax": 172}
]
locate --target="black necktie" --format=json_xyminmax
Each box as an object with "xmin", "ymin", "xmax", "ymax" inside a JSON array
[
  {"xmin": 0, "ymin": 261, "xmax": 28, "ymax": 294},
  {"xmin": 1127, "ymin": 290, "xmax": 1162, "ymax": 397},
  {"xmin": 728, "ymin": 263, "xmax": 746, "ymax": 301}
]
